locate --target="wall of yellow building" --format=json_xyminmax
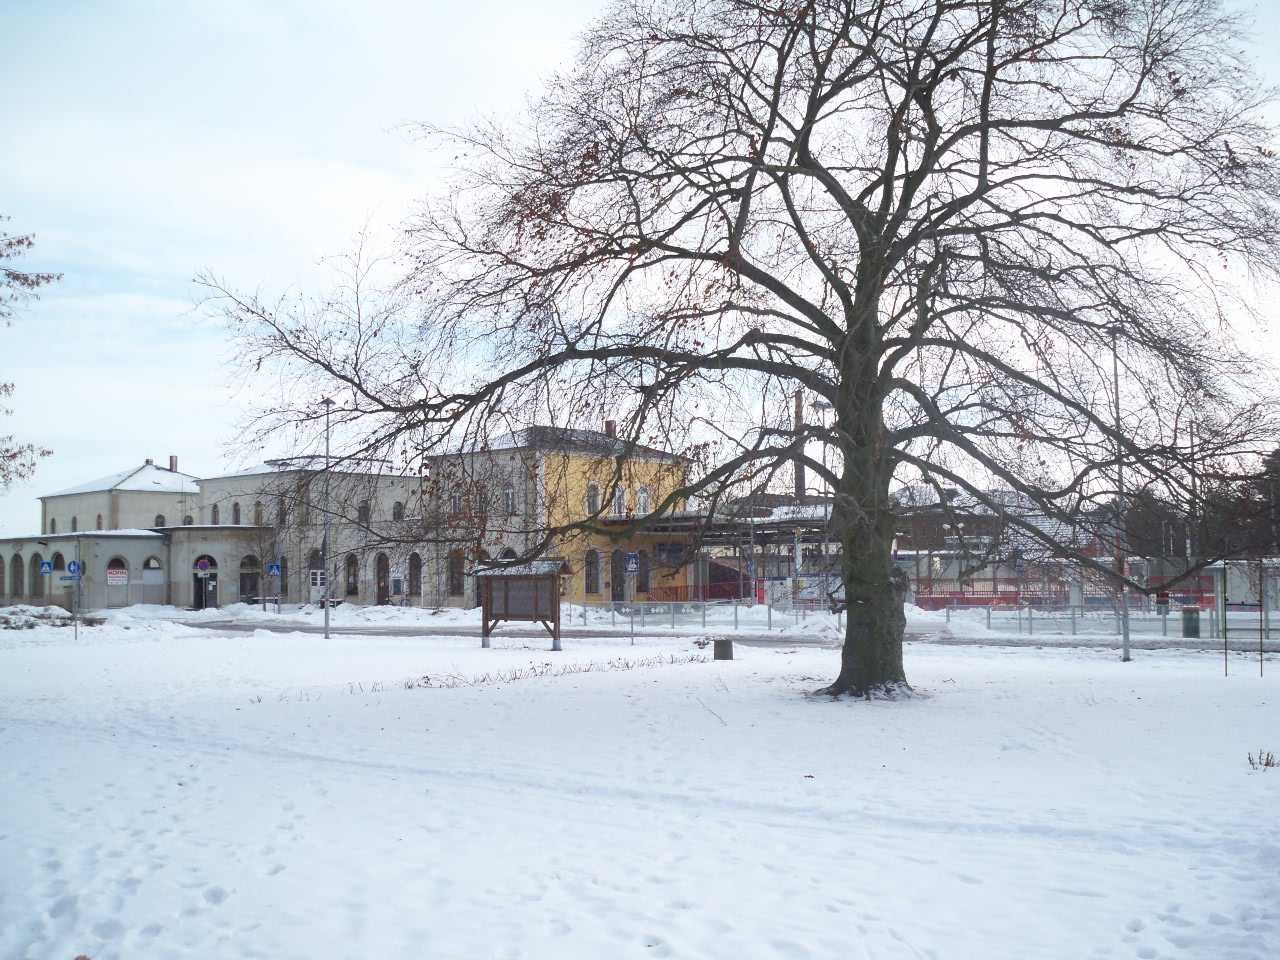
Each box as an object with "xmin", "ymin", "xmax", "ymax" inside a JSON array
[{"xmin": 542, "ymin": 451, "xmax": 693, "ymax": 600}]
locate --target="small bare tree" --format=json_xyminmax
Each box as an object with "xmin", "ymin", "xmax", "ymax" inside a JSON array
[
  {"xmin": 2, "ymin": 216, "xmax": 60, "ymax": 488},
  {"xmin": 204, "ymin": 0, "xmax": 1280, "ymax": 696}
]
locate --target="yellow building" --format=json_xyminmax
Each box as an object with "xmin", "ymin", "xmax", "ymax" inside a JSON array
[{"xmin": 481, "ymin": 424, "xmax": 694, "ymax": 603}]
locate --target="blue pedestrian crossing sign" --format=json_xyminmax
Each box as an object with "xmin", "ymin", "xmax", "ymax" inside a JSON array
[
  {"xmin": 66, "ymin": 560, "xmax": 82, "ymax": 575},
  {"xmin": 625, "ymin": 552, "xmax": 640, "ymax": 575},
  {"xmin": 267, "ymin": 563, "xmax": 282, "ymax": 577},
  {"xmin": 39, "ymin": 560, "xmax": 53, "ymax": 574}
]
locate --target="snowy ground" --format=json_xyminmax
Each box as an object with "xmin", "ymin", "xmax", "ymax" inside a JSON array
[{"xmin": 1, "ymin": 608, "xmax": 1277, "ymax": 960}]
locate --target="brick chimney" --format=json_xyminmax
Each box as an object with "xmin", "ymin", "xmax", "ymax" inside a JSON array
[
  {"xmin": 169, "ymin": 455, "xmax": 178, "ymax": 472},
  {"xmin": 145, "ymin": 458, "xmax": 154, "ymax": 466},
  {"xmin": 603, "ymin": 420, "xmax": 616, "ymax": 438}
]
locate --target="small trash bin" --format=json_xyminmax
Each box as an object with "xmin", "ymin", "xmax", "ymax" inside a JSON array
[
  {"xmin": 713, "ymin": 637, "xmax": 734, "ymax": 660},
  {"xmin": 1181, "ymin": 606, "xmax": 1201, "ymax": 639}
]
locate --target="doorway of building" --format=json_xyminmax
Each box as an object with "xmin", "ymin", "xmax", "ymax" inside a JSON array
[
  {"xmin": 376, "ymin": 553, "xmax": 390, "ymax": 604},
  {"xmin": 193, "ymin": 555, "xmax": 218, "ymax": 610},
  {"xmin": 610, "ymin": 549, "xmax": 626, "ymax": 602}
]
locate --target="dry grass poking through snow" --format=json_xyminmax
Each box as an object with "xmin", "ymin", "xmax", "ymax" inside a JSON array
[{"xmin": 393, "ymin": 652, "xmax": 709, "ymax": 691}]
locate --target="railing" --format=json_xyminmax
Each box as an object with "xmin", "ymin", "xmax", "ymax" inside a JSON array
[{"xmin": 645, "ymin": 583, "xmax": 744, "ymax": 602}]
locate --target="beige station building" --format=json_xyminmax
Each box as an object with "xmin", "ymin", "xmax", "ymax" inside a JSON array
[{"xmin": 0, "ymin": 428, "xmax": 704, "ymax": 613}]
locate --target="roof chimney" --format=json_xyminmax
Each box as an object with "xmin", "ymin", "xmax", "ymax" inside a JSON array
[
  {"xmin": 794, "ymin": 389, "xmax": 805, "ymax": 502},
  {"xmin": 145, "ymin": 458, "xmax": 154, "ymax": 466},
  {"xmin": 603, "ymin": 420, "xmax": 616, "ymax": 438},
  {"xmin": 169, "ymin": 455, "xmax": 178, "ymax": 472}
]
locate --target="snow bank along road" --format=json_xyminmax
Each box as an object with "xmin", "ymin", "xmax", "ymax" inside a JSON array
[{"xmin": 1, "ymin": 614, "xmax": 1277, "ymax": 959}]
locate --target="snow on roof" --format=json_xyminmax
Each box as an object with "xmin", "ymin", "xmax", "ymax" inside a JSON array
[
  {"xmin": 0, "ymin": 528, "xmax": 165, "ymax": 543},
  {"xmin": 43, "ymin": 464, "xmax": 201, "ymax": 499}
]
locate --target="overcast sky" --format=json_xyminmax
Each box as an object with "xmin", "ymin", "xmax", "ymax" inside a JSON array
[{"xmin": 3, "ymin": 0, "xmax": 1279, "ymax": 534}]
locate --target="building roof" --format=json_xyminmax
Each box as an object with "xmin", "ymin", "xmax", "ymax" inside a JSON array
[
  {"xmin": 488, "ymin": 426, "xmax": 684, "ymax": 464},
  {"xmin": 42, "ymin": 464, "xmax": 201, "ymax": 499}
]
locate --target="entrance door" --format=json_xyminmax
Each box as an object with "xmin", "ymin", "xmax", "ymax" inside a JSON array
[
  {"xmin": 193, "ymin": 574, "xmax": 218, "ymax": 609},
  {"xmin": 610, "ymin": 549, "xmax": 626, "ymax": 602},
  {"xmin": 376, "ymin": 553, "xmax": 390, "ymax": 605},
  {"xmin": 192, "ymin": 555, "xmax": 219, "ymax": 609}
]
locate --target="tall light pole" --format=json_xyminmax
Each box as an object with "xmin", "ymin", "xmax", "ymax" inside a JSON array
[
  {"xmin": 321, "ymin": 397, "xmax": 335, "ymax": 640},
  {"xmin": 1112, "ymin": 328, "xmax": 1131, "ymax": 661}
]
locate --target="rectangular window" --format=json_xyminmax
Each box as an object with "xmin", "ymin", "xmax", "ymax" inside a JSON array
[{"xmin": 448, "ymin": 554, "xmax": 465, "ymax": 596}]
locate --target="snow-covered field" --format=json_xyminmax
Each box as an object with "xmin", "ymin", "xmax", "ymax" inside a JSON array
[{"xmin": 1, "ymin": 608, "xmax": 1277, "ymax": 959}]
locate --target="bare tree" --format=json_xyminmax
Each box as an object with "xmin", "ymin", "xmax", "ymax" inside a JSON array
[
  {"xmin": 205, "ymin": 0, "xmax": 1280, "ymax": 696},
  {"xmin": 2, "ymin": 216, "xmax": 61, "ymax": 488}
]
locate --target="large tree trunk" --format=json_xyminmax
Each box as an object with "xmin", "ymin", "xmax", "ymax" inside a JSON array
[{"xmin": 821, "ymin": 408, "xmax": 910, "ymax": 697}]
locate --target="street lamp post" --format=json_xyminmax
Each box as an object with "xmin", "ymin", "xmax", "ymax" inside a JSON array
[
  {"xmin": 1112, "ymin": 328, "xmax": 1131, "ymax": 661},
  {"xmin": 321, "ymin": 397, "xmax": 335, "ymax": 640}
]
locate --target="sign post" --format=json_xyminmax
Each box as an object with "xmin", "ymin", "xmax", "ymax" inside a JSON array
[
  {"xmin": 70, "ymin": 550, "xmax": 82, "ymax": 640},
  {"xmin": 267, "ymin": 563, "xmax": 281, "ymax": 613}
]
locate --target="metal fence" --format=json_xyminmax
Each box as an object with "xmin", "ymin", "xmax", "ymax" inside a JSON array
[
  {"xmin": 563, "ymin": 598, "xmax": 839, "ymax": 634},
  {"xmin": 935, "ymin": 600, "xmax": 1277, "ymax": 641}
]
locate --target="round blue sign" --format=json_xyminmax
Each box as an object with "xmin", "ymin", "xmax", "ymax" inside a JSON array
[
  {"xmin": 66, "ymin": 560, "xmax": 82, "ymax": 575},
  {"xmin": 197, "ymin": 558, "xmax": 210, "ymax": 572}
]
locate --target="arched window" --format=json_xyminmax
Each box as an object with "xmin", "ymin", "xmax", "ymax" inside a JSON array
[
  {"xmin": 49, "ymin": 518, "xmax": 56, "ymax": 534},
  {"xmin": 358, "ymin": 500, "xmax": 371, "ymax": 523},
  {"xmin": 449, "ymin": 493, "xmax": 461, "ymax": 517},
  {"xmin": 279, "ymin": 558, "xmax": 289, "ymax": 600},
  {"xmin": 253, "ymin": 501, "xmax": 263, "ymax": 525},
  {"xmin": 211, "ymin": 504, "xmax": 220, "ymax": 525},
  {"xmin": 51, "ymin": 553, "xmax": 65, "ymax": 572},
  {"xmin": 29, "ymin": 554, "xmax": 45, "ymax": 598},
  {"xmin": 105, "ymin": 557, "xmax": 127, "ymax": 595},
  {"xmin": 408, "ymin": 552, "xmax": 422, "ymax": 596},
  {"xmin": 278, "ymin": 499, "xmax": 287, "ymax": 526},
  {"xmin": 183, "ymin": 515, "xmax": 193, "ymax": 525},
  {"xmin": 142, "ymin": 556, "xmax": 163, "ymax": 588},
  {"xmin": 637, "ymin": 486, "xmax": 651, "ymax": 514},
  {"xmin": 0, "ymin": 555, "xmax": 5, "ymax": 597},
  {"xmin": 153, "ymin": 515, "xmax": 165, "ymax": 528},
  {"xmin": 8, "ymin": 554, "xmax": 20, "ymax": 598},
  {"xmin": 638, "ymin": 549, "xmax": 652, "ymax": 593},
  {"xmin": 448, "ymin": 551, "xmax": 466, "ymax": 596},
  {"xmin": 613, "ymin": 486, "xmax": 626, "ymax": 516},
  {"xmin": 392, "ymin": 501, "xmax": 405, "ymax": 521},
  {"xmin": 585, "ymin": 548, "xmax": 601, "ymax": 595},
  {"xmin": 500, "ymin": 547, "xmax": 518, "ymax": 561},
  {"xmin": 585, "ymin": 482, "xmax": 600, "ymax": 515},
  {"xmin": 96, "ymin": 515, "xmax": 104, "ymax": 530},
  {"xmin": 345, "ymin": 554, "xmax": 360, "ymax": 596},
  {"xmin": 503, "ymin": 486, "xmax": 515, "ymax": 516},
  {"xmin": 71, "ymin": 516, "xmax": 78, "ymax": 532},
  {"xmin": 232, "ymin": 502, "xmax": 241, "ymax": 525},
  {"xmin": 239, "ymin": 555, "xmax": 260, "ymax": 603}
]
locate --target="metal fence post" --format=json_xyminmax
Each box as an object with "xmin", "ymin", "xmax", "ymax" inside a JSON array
[
  {"xmin": 641, "ymin": 601, "xmax": 646, "ymax": 627},
  {"xmin": 734, "ymin": 597, "xmax": 739, "ymax": 630},
  {"xmin": 1070, "ymin": 605, "xmax": 1076, "ymax": 635},
  {"xmin": 1029, "ymin": 605, "xmax": 1034, "ymax": 636},
  {"xmin": 987, "ymin": 605, "xmax": 992, "ymax": 630},
  {"xmin": 701, "ymin": 600, "xmax": 706, "ymax": 629},
  {"xmin": 767, "ymin": 601, "xmax": 771, "ymax": 630},
  {"xmin": 1162, "ymin": 610, "xmax": 1167, "ymax": 636},
  {"xmin": 671, "ymin": 600, "xmax": 676, "ymax": 629},
  {"xmin": 611, "ymin": 600, "xmax": 616, "ymax": 627},
  {"xmin": 946, "ymin": 604, "xmax": 951, "ymax": 623},
  {"xmin": 630, "ymin": 603, "xmax": 635, "ymax": 645}
]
